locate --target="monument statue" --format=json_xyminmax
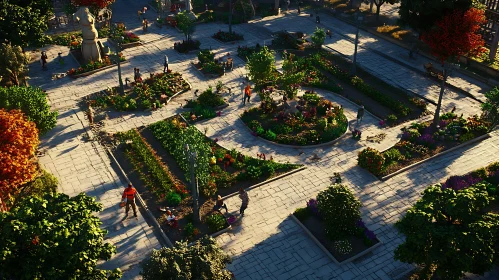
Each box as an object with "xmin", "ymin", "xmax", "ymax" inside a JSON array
[{"xmin": 73, "ymin": 7, "xmax": 101, "ymax": 63}]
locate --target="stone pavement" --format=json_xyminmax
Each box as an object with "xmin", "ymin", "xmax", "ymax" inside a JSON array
[{"xmin": 29, "ymin": 0, "xmax": 499, "ymax": 278}]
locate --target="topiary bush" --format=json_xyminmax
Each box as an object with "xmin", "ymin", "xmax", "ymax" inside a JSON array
[
  {"xmin": 317, "ymin": 184, "xmax": 361, "ymax": 240},
  {"xmin": 246, "ymin": 165, "xmax": 262, "ymax": 179},
  {"xmin": 205, "ymin": 213, "xmax": 227, "ymax": 233},
  {"xmin": 166, "ymin": 192, "xmax": 182, "ymax": 206},
  {"xmin": 358, "ymin": 147, "xmax": 385, "ymax": 175},
  {"xmin": 294, "ymin": 207, "xmax": 311, "ymax": 221}
]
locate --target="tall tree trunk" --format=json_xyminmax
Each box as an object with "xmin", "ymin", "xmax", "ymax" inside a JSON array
[
  {"xmin": 433, "ymin": 68, "xmax": 448, "ymax": 128},
  {"xmin": 375, "ymin": 4, "xmax": 381, "ymax": 20},
  {"xmin": 369, "ymin": 0, "xmax": 373, "ymax": 13}
]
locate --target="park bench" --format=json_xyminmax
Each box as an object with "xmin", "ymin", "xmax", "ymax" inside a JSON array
[{"xmin": 424, "ymin": 62, "xmax": 444, "ymax": 80}]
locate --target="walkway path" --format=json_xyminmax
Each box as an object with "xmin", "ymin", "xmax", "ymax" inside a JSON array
[{"xmin": 28, "ymin": 0, "xmax": 499, "ymax": 279}]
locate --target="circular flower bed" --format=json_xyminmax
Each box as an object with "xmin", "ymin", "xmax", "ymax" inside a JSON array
[{"xmin": 241, "ymin": 90, "xmax": 348, "ymax": 146}]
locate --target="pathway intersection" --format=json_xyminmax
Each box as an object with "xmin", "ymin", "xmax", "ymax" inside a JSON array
[{"xmin": 29, "ymin": 0, "xmax": 499, "ymax": 279}]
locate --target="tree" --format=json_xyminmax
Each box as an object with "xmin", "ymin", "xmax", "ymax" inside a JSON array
[
  {"xmin": 246, "ymin": 46, "xmax": 277, "ymax": 88},
  {"xmin": 398, "ymin": 0, "xmax": 473, "ymax": 35},
  {"xmin": 421, "ymin": 8, "xmax": 486, "ymax": 127},
  {"xmin": 0, "ymin": 109, "xmax": 39, "ymax": 203},
  {"xmin": 72, "ymin": 0, "xmax": 115, "ymax": 8},
  {"xmin": 0, "ymin": 43, "xmax": 30, "ymax": 86},
  {"xmin": 0, "ymin": 86, "xmax": 58, "ymax": 135},
  {"xmin": 176, "ymin": 11, "xmax": 196, "ymax": 42},
  {"xmin": 311, "ymin": 27, "xmax": 326, "ymax": 49},
  {"xmin": 373, "ymin": 0, "xmax": 399, "ymax": 21},
  {"xmin": 278, "ymin": 52, "xmax": 304, "ymax": 99},
  {"xmin": 481, "ymin": 87, "xmax": 499, "ymax": 131},
  {"xmin": 0, "ymin": 2, "xmax": 48, "ymax": 48},
  {"xmin": 395, "ymin": 183, "xmax": 499, "ymax": 280},
  {"xmin": 0, "ymin": 192, "xmax": 122, "ymax": 279},
  {"xmin": 141, "ymin": 236, "xmax": 232, "ymax": 280}
]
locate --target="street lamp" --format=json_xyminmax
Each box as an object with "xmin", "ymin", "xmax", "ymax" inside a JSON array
[
  {"xmin": 116, "ymin": 35, "xmax": 124, "ymax": 95},
  {"xmin": 184, "ymin": 144, "xmax": 200, "ymax": 223},
  {"xmin": 350, "ymin": 10, "xmax": 363, "ymax": 76}
]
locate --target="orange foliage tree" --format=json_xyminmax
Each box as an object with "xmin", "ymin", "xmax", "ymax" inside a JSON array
[{"xmin": 0, "ymin": 109, "xmax": 39, "ymax": 205}]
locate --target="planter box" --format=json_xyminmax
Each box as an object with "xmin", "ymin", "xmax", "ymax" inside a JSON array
[
  {"xmin": 191, "ymin": 62, "xmax": 222, "ymax": 78},
  {"xmin": 69, "ymin": 61, "xmax": 129, "ymax": 78},
  {"xmin": 108, "ymin": 38, "xmax": 142, "ymax": 50},
  {"xmin": 291, "ymin": 214, "xmax": 382, "ymax": 265}
]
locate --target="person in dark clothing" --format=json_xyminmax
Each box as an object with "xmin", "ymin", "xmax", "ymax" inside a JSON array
[
  {"xmin": 213, "ymin": 195, "xmax": 228, "ymax": 214},
  {"xmin": 357, "ymin": 105, "xmax": 365, "ymax": 124}
]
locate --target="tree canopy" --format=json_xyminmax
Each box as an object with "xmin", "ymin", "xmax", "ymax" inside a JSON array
[
  {"xmin": 395, "ymin": 183, "xmax": 499, "ymax": 280},
  {"xmin": 398, "ymin": 0, "xmax": 473, "ymax": 34},
  {"xmin": 0, "ymin": 192, "xmax": 122, "ymax": 280},
  {"xmin": 246, "ymin": 46, "xmax": 277, "ymax": 88},
  {"xmin": 481, "ymin": 87, "xmax": 499, "ymax": 131},
  {"xmin": 0, "ymin": 109, "xmax": 39, "ymax": 202},
  {"xmin": 141, "ymin": 236, "xmax": 232, "ymax": 280},
  {"xmin": 0, "ymin": 44, "xmax": 30, "ymax": 86},
  {"xmin": 176, "ymin": 12, "xmax": 196, "ymax": 41},
  {"xmin": 0, "ymin": 86, "xmax": 58, "ymax": 135}
]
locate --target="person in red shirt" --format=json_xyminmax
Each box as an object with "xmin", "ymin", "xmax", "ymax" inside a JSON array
[
  {"xmin": 244, "ymin": 84, "xmax": 251, "ymax": 105},
  {"xmin": 122, "ymin": 183, "xmax": 137, "ymax": 217}
]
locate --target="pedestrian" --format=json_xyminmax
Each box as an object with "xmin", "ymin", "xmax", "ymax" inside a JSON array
[
  {"xmin": 286, "ymin": 0, "xmax": 290, "ymax": 11},
  {"xmin": 122, "ymin": 183, "xmax": 138, "ymax": 217},
  {"xmin": 58, "ymin": 52, "xmax": 64, "ymax": 66},
  {"xmin": 238, "ymin": 188, "xmax": 249, "ymax": 216},
  {"xmin": 142, "ymin": 19, "xmax": 148, "ymax": 33},
  {"xmin": 133, "ymin": 67, "xmax": 138, "ymax": 81},
  {"xmin": 142, "ymin": 6, "xmax": 147, "ymax": 19},
  {"xmin": 166, "ymin": 210, "xmax": 176, "ymax": 226},
  {"xmin": 243, "ymin": 83, "xmax": 251, "ymax": 104},
  {"xmin": 316, "ymin": 15, "xmax": 320, "ymax": 24},
  {"xmin": 41, "ymin": 51, "xmax": 48, "ymax": 70},
  {"xmin": 163, "ymin": 55, "xmax": 169, "ymax": 73},
  {"xmin": 357, "ymin": 105, "xmax": 365, "ymax": 125},
  {"xmin": 327, "ymin": 29, "xmax": 332, "ymax": 39},
  {"xmin": 205, "ymin": 3, "xmax": 208, "ymax": 11},
  {"xmin": 213, "ymin": 195, "xmax": 228, "ymax": 214},
  {"xmin": 135, "ymin": 68, "xmax": 142, "ymax": 83},
  {"xmin": 297, "ymin": 5, "xmax": 301, "ymax": 14},
  {"xmin": 137, "ymin": 10, "xmax": 142, "ymax": 19}
]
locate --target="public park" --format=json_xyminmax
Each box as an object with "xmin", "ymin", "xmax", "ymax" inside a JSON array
[{"xmin": 2, "ymin": 0, "xmax": 499, "ymax": 279}]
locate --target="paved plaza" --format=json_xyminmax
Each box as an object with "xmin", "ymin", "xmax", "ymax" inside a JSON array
[{"xmin": 30, "ymin": 0, "xmax": 499, "ymax": 279}]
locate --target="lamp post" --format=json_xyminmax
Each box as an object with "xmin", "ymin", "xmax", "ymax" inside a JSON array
[
  {"xmin": 350, "ymin": 11, "xmax": 363, "ymax": 76},
  {"xmin": 116, "ymin": 35, "xmax": 125, "ymax": 95},
  {"xmin": 185, "ymin": 144, "xmax": 200, "ymax": 222}
]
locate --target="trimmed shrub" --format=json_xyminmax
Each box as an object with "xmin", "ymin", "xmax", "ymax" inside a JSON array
[
  {"xmin": 166, "ymin": 192, "xmax": 182, "ymax": 206},
  {"xmin": 294, "ymin": 207, "xmax": 311, "ymax": 221},
  {"xmin": 317, "ymin": 184, "xmax": 362, "ymax": 239},
  {"xmin": 358, "ymin": 148, "xmax": 385, "ymax": 175},
  {"xmin": 384, "ymin": 148, "xmax": 403, "ymax": 162},
  {"xmin": 205, "ymin": 213, "xmax": 227, "ymax": 233}
]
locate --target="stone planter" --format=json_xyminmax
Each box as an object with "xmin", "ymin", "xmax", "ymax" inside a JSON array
[{"xmin": 108, "ymin": 38, "xmax": 142, "ymax": 50}]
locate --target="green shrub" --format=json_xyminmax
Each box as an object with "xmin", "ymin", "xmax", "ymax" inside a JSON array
[
  {"xmin": 198, "ymin": 49, "xmax": 215, "ymax": 66},
  {"xmin": 294, "ymin": 207, "xmax": 311, "ymax": 221},
  {"xmin": 317, "ymin": 118, "xmax": 328, "ymax": 131},
  {"xmin": 261, "ymin": 162, "xmax": 275, "ymax": 176},
  {"xmin": 459, "ymin": 132, "xmax": 475, "ymax": 143},
  {"xmin": 358, "ymin": 147, "xmax": 385, "ymax": 175},
  {"xmin": 184, "ymin": 222, "xmax": 195, "ymax": 238},
  {"xmin": 19, "ymin": 169, "xmax": 58, "ymax": 199},
  {"xmin": 387, "ymin": 114, "xmax": 398, "ymax": 125},
  {"xmin": 317, "ymin": 184, "xmax": 361, "ymax": 239},
  {"xmin": 440, "ymin": 112, "xmax": 457, "ymax": 120},
  {"xmin": 404, "ymin": 128, "xmax": 421, "ymax": 141},
  {"xmin": 248, "ymin": 120, "xmax": 262, "ymax": 131},
  {"xmin": 384, "ymin": 148, "xmax": 403, "ymax": 162},
  {"xmin": 0, "ymin": 86, "xmax": 58, "ymax": 135},
  {"xmin": 141, "ymin": 99, "xmax": 152, "ymax": 109},
  {"xmin": 246, "ymin": 165, "xmax": 262, "ymax": 179},
  {"xmin": 264, "ymin": 129, "xmax": 277, "ymax": 141},
  {"xmin": 205, "ymin": 213, "xmax": 227, "ymax": 233},
  {"xmin": 166, "ymin": 192, "xmax": 182, "ymax": 206},
  {"xmin": 303, "ymin": 92, "xmax": 320, "ymax": 105},
  {"xmin": 256, "ymin": 126, "xmax": 265, "ymax": 135},
  {"xmin": 487, "ymin": 162, "xmax": 499, "ymax": 173},
  {"xmin": 471, "ymin": 167, "xmax": 488, "ymax": 180},
  {"xmin": 272, "ymin": 124, "xmax": 293, "ymax": 134},
  {"xmin": 196, "ymin": 87, "xmax": 225, "ymax": 107}
]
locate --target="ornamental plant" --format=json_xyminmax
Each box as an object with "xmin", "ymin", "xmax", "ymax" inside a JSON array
[
  {"xmin": 246, "ymin": 46, "xmax": 277, "ymax": 88},
  {"xmin": 205, "ymin": 213, "xmax": 227, "ymax": 233},
  {"xmin": 395, "ymin": 183, "xmax": 499, "ymax": 280},
  {"xmin": 141, "ymin": 236, "xmax": 232, "ymax": 280},
  {"xmin": 357, "ymin": 147, "xmax": 385, "ymax": 175},
  {"xmin": 311, "ymin": 27, "xmax": 326, "ymax": 49},
  {"xmin": 0, "ymin": 86, "xmax": 58, "ymax": 135},
  {"xmin": 317, "ymin": 184, "xmax": 362, "ymax": 240},
  {"xmin": 0, "ymin": 192, "xmax": 121, "ymax": 279},
  {"xmin": 0, "ymin": 109, "xmax": 39, "ymax": 203},
  {"xmin": 0, "ymin": 43, "xmax": 30, "ymax": 86}
]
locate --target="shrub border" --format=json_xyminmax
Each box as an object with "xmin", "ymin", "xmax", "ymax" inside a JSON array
[
  {"xmin": 290, "ymin": 214, "xmax": 383, "ymax": 265},
  {"xmin": 108, "ymin": 38, "xmax": 142, "ymax": 50},
  {"xmin": 380, "ymin": 133, "xmax": 491, "ymax": 181},
  {"xmin": 68, "ymin": 51, "xmax": 129, "ymax": 78},
  {"xmin": 191, "ymin": 62, "xmax": 222, "ymax": 78}
]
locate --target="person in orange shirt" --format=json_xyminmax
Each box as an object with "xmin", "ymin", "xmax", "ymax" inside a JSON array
[
  {"xmin": 122, "ymin": 183, "xmax": 137, "ymax": 217},
  {"xmin": 244, "ymin": 84, "xmax": 251, "ymax": 105}
]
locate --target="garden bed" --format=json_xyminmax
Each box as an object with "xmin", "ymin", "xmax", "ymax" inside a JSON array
[
  {"xmin": 174, "ymin": 40, "xmax": 201, "ymax": 54},
  {"xmin": 67, "ymin": 49, "xmax": 127, "ymax": 78},
  {"xmin": 271, "ymin": 31, "xmax": 309, "ymax": 50},
  {"xmin": 292, "ymin": 185, "xmax": 381, "ymax": 264},
  {"xmin": 241, "ymin": 90, "xmax": 348, "ymax": 146},
  {"xmin": 358, "ymin": 112, "xmax": 491, "ymax": 178},
  {"xmin": 108, "ymin": 38, "xmax": 142, "ymax": 49},
  {"xmin": 181, "ymin": 87, "xmax": 228, "ymax": 124},
  {"xmin": 212, "ymin": 30, "xmax": 244, "ymax": 43},
  {"xmin": 88, "ymin": 71, "xmax": 190, "ymax": 111},
  {"xmin": 112, "ymin": 115, "xmax": 301, "ymax": 243}
]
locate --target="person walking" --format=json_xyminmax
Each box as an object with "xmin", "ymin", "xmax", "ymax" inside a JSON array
[
  {"xmin": 297, "ymin": 5, "xmax": 301, "ymax": 14},
  {"xmin": 243, "ymin": 84, "xmax": 251, "ymax": 105},
  {"xmin": 327, "ymin": 29, "xmax": 332, "ymax": 39},
  {"xmin": 163, "ymin": 55, "xmax": 169, "ymax": 73},
  {"xmin": 213, "ymin": 195, "xmax": 228, "ymax": 214},
  {"xmin": 238, "ymin": 188, "xmax": 249, "ymax": 216},
  {"xmin": 41, "ymin": 51, "xmax": 48, "ymax": 70},
  {"xmin": 357, "ymin": 105, "xmax": 365, "ymax": 125},
  {"xmin": 122, "ymin": 183, "xmax": 138, "ymax": 217},
  {"xmin": 136, "ymin": 68, "xmax": 142, "ymax": 83},
  {"xmin": 316, "ymin": 15, "xmax": 321, "ymax": 24}
]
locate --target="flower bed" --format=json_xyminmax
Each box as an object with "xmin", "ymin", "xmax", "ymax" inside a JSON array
[
  {"xmin": 293, "ymin": 184, "xmax": 380, "ymax": 264},
  {"xmin": 67, "ymin": 53, "xmax": 126, "ymax": 77},
  {"xmin": 213, "ymin": 30, "xmax": 244, "ymax": 42},
  {"xmin": 237, "ymin": 44, "xmax": 262, "ymax": 61},
  {"xmin": 194, "ymin": 50, "xmax": 224, "ymax": 76},
  {"xmin": 439, "ymin": 161, "xmax": 499, "ymax": 194},
  {"xmin": 272, "ymin": 31, "xmax": 308, "ymax": 50},
  {"xmin": 48, "ymin": 31, "xmax": 83, "ymax": 50},
  {"xmin": 358, "ymin": 112, "xmax": 490, "ymax": 177},
  {"xmin": 241, "ymin": 90, "xmax": 348, "ymax": 146},
  {"xmin": 174, "ymin": 40, "xmax": 201, "ymax": 53},
  {"xmin": 181, "ymin": 87, "xmax": 227, "ymax": 123},
  {"xmin": 110, "ymin": 23, "xmax": 140, "ymax": 44},
  {"xmin": 112, "ymin": 116, "xmax": 300, "ymax": 243},
  {"xmin": 90, "ymin": 71, "xmax": 190, "ymax": 111}
]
